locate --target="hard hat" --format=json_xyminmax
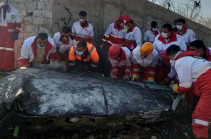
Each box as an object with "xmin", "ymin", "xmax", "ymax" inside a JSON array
[
  {"xmin": 161, "ymin": 50, "xmax": 170, "ymax": 65},
  {"xmin": 140, "ymin": 42, "xmax": 154, "ymax": 56},
  {"xmin": 108, "ymin": 45, "xmax": 121, "ymax": 59},
  {"xmin": 119, "ymin": 15, "xmax": 126, "ymax": 24},
  {"xmin": 125, "ymin": 17, "xmax": 133, "ymax": 23}
]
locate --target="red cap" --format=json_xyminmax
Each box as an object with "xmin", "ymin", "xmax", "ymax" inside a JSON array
[
  {"xmin": 119, "ymin": 15, "xmax": 126, "ymax": 23},
  {"xmin": 125, "ymin": 17, "xmax": 132, "ymax": 23},
  {"xmin": 161, "ymin": 50, "xmax": 170, "ymax": 65},
  {"xmin": 108, "ymin": 45, "xmax": 121, "ymax": 59}
]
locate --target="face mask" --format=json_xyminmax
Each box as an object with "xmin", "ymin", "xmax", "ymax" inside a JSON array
[
  {"xmin": 152, "ymin": 28, "xmax": 158, "ymax": 32},
  {"xmin": 76, "ymin": 51, "xmax": 83, "ymax": 56},
  {"xmin": 170, "ymin": 60, "xmax": 173, "ymax": 64},
  {"xmin": 37, "ymin": 44, "xmax": 45, "ymax": 48},
  {"xmin": 176, "ymin": 25, "xmax": 183, "ymax": 31},
  {"xmin": 161, "ymin": 32, "xmax": 168, "ymax": 39},
  {"xmin": 79, "ymin": 19, "xmax": 85, "ymax": 23}
]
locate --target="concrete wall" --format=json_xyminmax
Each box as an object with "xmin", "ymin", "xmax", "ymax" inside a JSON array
[{"xmin": 10, "ymin": 0, "xmax": 211, "ymax": 69}]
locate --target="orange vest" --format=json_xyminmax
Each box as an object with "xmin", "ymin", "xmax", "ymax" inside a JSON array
[{"xmin": 69, "ymin": 43, "xmax": 99, "ymax": 63}]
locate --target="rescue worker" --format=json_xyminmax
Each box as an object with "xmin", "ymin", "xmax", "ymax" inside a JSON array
[
  {"xmin": 108, "ymin": 45, "xmax": 131, "ymax": 79},
  {"xmin": 53, "ymin": 26, "xmax": 76, "ymax": 71},
  {"xmin": 132, "ymin": 42, "xmax": 158, "ymax": 84},
  {"xmin": 69, "ymin": 40, "xmax": 99, "ymax": 72},
  {"xmin": 19, "ymin": 33, "xmax": 56, "ymax": 67},
  {"xmin": 0, "ymin": 0, "xmax": 21, "ymax": 71},
  {"xmin": 153, "ymin": 23, "xmax": 186, "ymax": 83},
  {"xmin": 176, "ymin": 18, "xmax": 196, "ymax": 50},
  {"xmin": 72, "ymin": 11, "xmax": 94, "ymax": 43},
  {"xmin": 190, "ymin": 40, "xmax": 211, "ymax": 61},
  {"xmin": 100, "ymin": 15, "xmax": 126, "ymax": 49},
  {"xmin": 189, "ymin": 40, "xmax": 211, "ymax": 110},
  {"xmin": 143, "ymin": 21, "xmax": 159, "ymax": 43},
  {"xmin": 123, "ymin": 16, "xmax": 142, "ymax": 51},
  {"xmin": 166, "ymin": 45, "xmax": 211, "ymax": 139}
]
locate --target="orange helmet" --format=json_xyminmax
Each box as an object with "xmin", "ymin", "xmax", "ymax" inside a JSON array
[
  {"xmin": 108, "ymin": 45, "xmax": 121, "ymax": 59},
  {"xmin": 140, "ymin": 42, "xmax": 154, "ymax": 56}
]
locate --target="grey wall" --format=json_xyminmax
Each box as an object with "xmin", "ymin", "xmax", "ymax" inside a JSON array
[
  {"xmin": 10, "ymin": 0, "xmax": 211, "ymax": 47},
  {"xmin": 51, "ymin": 0, "xmax": 211, "ymax": 46}
]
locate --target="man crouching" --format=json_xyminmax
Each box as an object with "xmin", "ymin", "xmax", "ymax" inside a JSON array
[
  {"xmin": 19, "ymin": 33, "xmax": 55, "ymax": 67},
  {"xmin": 69, "ymin": 40, "xmax": 99, "ymax": 72}
]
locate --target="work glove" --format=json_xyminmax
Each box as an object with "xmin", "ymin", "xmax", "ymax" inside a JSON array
[
  {"xmin": 13, "ymin": 32, "xmax": 19, "ymax": 40},
  {"xmin": 170, "ymin": 83, "xmax": 179, "ymax": 93},
  {"xmin": 124, "ymin": 76, "xmax": 130, "ymax": 80},
  {"xmin": 99, "ymin": 43, "xmax": 104, "ymax": 49},
  {"xmin": 131, "ymin": 74, "xmax": 139, "ymax": 81}
]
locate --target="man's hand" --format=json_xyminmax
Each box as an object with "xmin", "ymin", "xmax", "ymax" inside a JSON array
[{"xmin": 170, "ymin": 84, "xmax": 179, "ymax": 93}]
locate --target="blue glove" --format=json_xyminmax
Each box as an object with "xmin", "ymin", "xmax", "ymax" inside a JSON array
[{"xmin": 13, "ymin": 32, "xmax": 19, "ymax": 40}]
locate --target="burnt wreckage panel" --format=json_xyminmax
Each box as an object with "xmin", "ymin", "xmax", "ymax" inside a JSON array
[{"xmin": 0, "ymin": 68, "xmax": 175, "ymax": 134}]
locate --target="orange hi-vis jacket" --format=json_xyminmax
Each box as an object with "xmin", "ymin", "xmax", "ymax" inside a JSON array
[{"xmin": 69, "ymin": 42, "xmax": 99, "ymax": 64}]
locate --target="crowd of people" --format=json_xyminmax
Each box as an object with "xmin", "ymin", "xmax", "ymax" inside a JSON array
[
  {"xmin": 18, "ymin": 11, "xmax": 211, "ymax": 139},
  {"xmin": 0, "ymin": 0, "xmax": 210, "ymax": 138}
]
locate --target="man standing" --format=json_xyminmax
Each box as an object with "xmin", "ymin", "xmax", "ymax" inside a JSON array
[
  {"xmin": 153, "ymin": 23, "xmax": 186, "ymax": 83},
  {"xmin": 72, "ymin": 11, "xmax": 94, "ymax": 43},
  {"xmin": 108, "ymin": 45, "xmax": 131, "ymax": 79},
  {"xmin": 53, "ymin": 26, "xmax": 76, "ymax": 71},
  {"xmin": 123, "ymin": 16, "xmax": 142, "ymax": 51},
  {"xmin": 19, "ymin": 33, "xmax": 56, "ymax": 67},
  {"xmin": 0, "ymin": 0, "xmax": 21, "ymax": 71},
  {"xmin": 132, "ymin": 42, "xmax": 158, "ymax": 84},
  {"xmin": 100, "ymin": 15, "xmax": 126, "ymax": 49},
  {"xmin": 166, "ymin": 45, "xmax": 211, "ymax": 139},
  {"xmin": 144, "ymin": 21, "xmax": 159, "ymax": 43},
  {"xmin": 176, "ymin": 18, "xmax": 196, "ymax": 50},
  {"xmin": 69, "ymin": 40, "xmax": 99, "ymax": 72}
]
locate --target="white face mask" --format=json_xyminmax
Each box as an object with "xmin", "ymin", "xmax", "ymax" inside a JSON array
[
  {"xmin": 170, "ymin": 60, "xmax": 173, "ymax": 64},
  {"xmin": 176, "ymin": 25, "xmax": 183, "ymax": 31},
  {"xmin": 79, "ymin": 19, "xmax": 85, "ymax": 23},
  {"xmin": 152, "ymin": 28, "xmax": 158, "ymax": 32},
  {"xmin": 161, "ymin": 32, "xmax": 168, "ymax": 39},
  {"xmin": 76, "ymin": 51, "xmax": 83, "ymax": 56}
]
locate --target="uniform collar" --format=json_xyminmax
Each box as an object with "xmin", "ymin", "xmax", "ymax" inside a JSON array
[
  {"xmin": 174, "ymin": 51, "xmax": 200, "ymax": 61},
  {"xmin": 80, "ymin": 19, "xmax": 89, "ymax": 28},
  {"xmin": 176, "ymin": 26, "xmax": 188, "ymax": 35},
  {"xmin": 127, "ymin": 24, "xmax": 136, "ymax": 33},
  {"xmin": 158, "ymin": 32, "xmax": 177, "ymax": 44}
]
